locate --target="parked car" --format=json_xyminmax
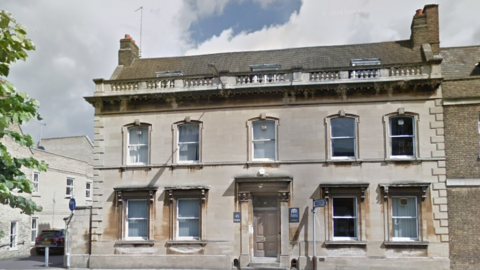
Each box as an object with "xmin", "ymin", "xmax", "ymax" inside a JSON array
[{"xmin": 34, "ymin": 229, "xmax": 65, "ymax": 255}]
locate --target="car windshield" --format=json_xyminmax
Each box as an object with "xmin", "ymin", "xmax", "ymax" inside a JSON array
[{"xmin": 39, "ymin": 231, "xmax": 57, "ymax": 238}]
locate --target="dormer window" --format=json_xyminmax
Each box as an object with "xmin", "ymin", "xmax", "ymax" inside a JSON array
[{"xmin": 249, "ymin": 64, "xmax": 281, "ymax": 72}]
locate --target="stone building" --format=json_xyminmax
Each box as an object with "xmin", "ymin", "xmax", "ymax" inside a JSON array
[
  {"xmin": 77, "ymin": 5, "xmax": 449, "ymax": 270},
  {"xmin": 442, "ymin": 45, "xmax": 480, "ymax": 270},
  {"xmin": 0, "ymin": 130, "xmax": 93, "ymax": 259},
  {"xmin": 0, "ymin": 125, "xmax": 36, "ymax": 259}
]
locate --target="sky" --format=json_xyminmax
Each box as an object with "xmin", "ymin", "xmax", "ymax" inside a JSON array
[{"xmin": 2, "ymin": 0, "xmax": 480, "ymax": 144}]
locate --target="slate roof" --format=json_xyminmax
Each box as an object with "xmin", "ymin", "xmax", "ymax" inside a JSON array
[
  {"xmin": 115, "ymin": 40, "xmax": 423, "ymax": 80},
  {"xmin": 441, "ymin": 46, "xmax": 480, "ymax": 79}
]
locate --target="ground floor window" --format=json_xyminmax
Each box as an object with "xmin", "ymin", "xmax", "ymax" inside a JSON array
[
  {"xmin": 332, "ymin": 197, "xmax": 357, "ymax": 240},
  {"xmin": 31, "ymin": 217, "xmax": 38, "ymax": 243},
  {"xmin": 166, "ymin": 186, "xmax": 208, "ymax": 241},
  {"xmin": 10, "ymin": 221, "xmax": 17, "ymax": 248},
  {"xmin": 126, "ymin": 200, "xmax": 148, "ymax": 240},
  {"xmin": 177, "ymin": 199, "xmax": 200, "ymax": 239},
  {"xmin": 392, "ymin": 197, "xmax": 418, "ymax": 240}
]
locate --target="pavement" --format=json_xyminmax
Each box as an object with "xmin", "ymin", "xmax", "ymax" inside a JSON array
[
  {"xmin": 0, "ymin": 254, "xmax": 64, "ymax": 270},
  {"xmin": 0, "ymin": 255, "xmax": 230, "ymax": 270}
]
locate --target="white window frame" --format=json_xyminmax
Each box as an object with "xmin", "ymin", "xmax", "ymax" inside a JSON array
[
  {"xmin": 177, "ymin": 123, "xmax": 200, "ymax": 164},
  {"xmin": 332, "ymin": 197, "xmax": 358, "ymax": 241},
  {"xmin": 66, "ymin": 178, "xmax": 74, "ymax": 198},
  {"xmin": 326, "ymin": 114, "xmax": 360, "ymax": 160},
  {"xmin": 86, "ymin": 181, "xmax": 93, "ymax": 200},
  {"xmin": 384, "ymin": 112, "xmax": 419, "ymax": 159},
  {"xmin": 248, "ymin": 117, "xmax": 279, "ymax": 162},
  {"xmin": 126, "ymin": 125, "xmax": 150, "ymax": 165},
  {"xmin": 176, "ymin": 198, "xmax": 200, "ymax": 240},
  {"xmin": 32, "ymin": 172, "xmax": 39, "ymax": 193},
  {"xmin": 392, "ymin": 196, "xmax": 419, "ymax": 241},
  {"xmin": 31, "ymin": 217, "xmax": 38, "ymax": 243},
  {"xmin": 125, "ymin": 199, "xmax": 149, "ymax": 240},
  {"xmin": 10, "ymin": 221, "xmax": 17, "ymax": 249}
]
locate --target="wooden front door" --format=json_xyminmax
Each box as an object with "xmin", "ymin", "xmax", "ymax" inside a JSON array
[{"xmin": 253, "ymin": 196, "xmax": 278, "ymax": 257}]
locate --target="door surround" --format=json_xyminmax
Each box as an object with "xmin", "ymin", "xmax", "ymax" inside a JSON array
[{"xmin": 235, "ymin": 173, "xmax": 292, "ymax": 268}]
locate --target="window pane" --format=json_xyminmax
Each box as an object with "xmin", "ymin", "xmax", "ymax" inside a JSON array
[
  {"xmin": 179, "ymin": 143, "xmax": 199, "ymax": 161},
  {"xmin": 253, "ymin": 121, "xmax": 275, "ymax": 140},
  {"xmin": 333, "ymin": 218, "xmax": 356, "ymax": 237},
  {"xmin": 392, "ymin": 197, "xmax": 416, "ymax": 217},
  {"xmin": 391, "ymin": 137, "xmax": 414, "ymax": 156},
  {"xmin": 128, "ymin": 200, "xmax": 148, "ymax": 219},
  {"xmin": 393, "ymin": 218, "xmax": 417, "ymax": 239},
  {"xmin": 179, "ymin": 125, "xmax": 199, "ymax": 143},
  {"xmin": 178, "ymin": 200, "xmax": 199, "ymax": 218},
  {"xmin": 129, "ymin": 145, "xmax": 148, "ymax": 164},
  {"xmin": 253, "ymin": 141, "xmax": 275, "ymax": 159},
  {"xmin": 331, "ymin": 118, "xmax": 355, "ymax": 137},
  {"xmin": 333, "ymin": 198, "xmax": 356, "ymax": 217},
  {"xmin": 128, "ymin": 219, "xmax": 147, "ymax": 238},
  {"xmin": 390, "ymin": 117, "xmax": 413, "ymax": 136},
  {"xmin": 178, "ymin": 219, "xmax": 199, "ymax": 238},
  {"xmin": 129, "ymin": 126, "xmax": 148, "ymax": 145},
  {"xmin": 332, "ymin": 138, "xmax": 355, "ymax": 157},
  {"xmin": 67, "ymin": 178, "xmax": 74, "ymax": 186}
]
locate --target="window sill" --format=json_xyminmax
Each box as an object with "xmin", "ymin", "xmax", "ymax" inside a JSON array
[
  {"xmin": 166, "ymin": 240, "xmax": 207, "ymax": 247},
  {"xmin": 115, "ymin": 240, "xmax": 155, "ymax": 246},
  {"xmin": 383, "ymin": 241, "xmax": 428, "ymax": 248},
  {"xmin": 326, "ymin": 159, "xmax": 362, "ymax": 164},
  {"xmin": 172, "ymin": 163, "xmax": 203, "ymax": 169},
  {"xmin": 385, "ymin": 157, "xmax": 420, "ymax": 163},
  {"xmin": 324, "ymin": 241, "xmax": 367, "ymax": 247},
  {"xmin": 121, "ymin": 165, "xmax": 152, "ymax": 171}
]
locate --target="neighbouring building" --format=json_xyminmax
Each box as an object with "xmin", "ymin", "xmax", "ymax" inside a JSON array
[
  {"xmin": 0, "ymin": 130, "xmax": 93, "ymax": 259},
  {"xmin": 77, "ymin": 5, "xmax": 450, "ymax": 270},
  {"xmin": 442, "ymin": 45, "xmax": 480, "ymax": 270}
]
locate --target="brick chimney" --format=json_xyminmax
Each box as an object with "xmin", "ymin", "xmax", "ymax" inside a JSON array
[
  {"xmin": 118, "ymin": 34, "xmax": 139, "ymax": 66},
  {"xmin": 410, "ymin": 4, "xmax": 440, "ymax": 55}
]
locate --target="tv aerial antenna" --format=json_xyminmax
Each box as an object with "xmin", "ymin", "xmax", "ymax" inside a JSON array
[{"xmin": 135, "ymin": 6, "xmax": 143, "ymax": 57}]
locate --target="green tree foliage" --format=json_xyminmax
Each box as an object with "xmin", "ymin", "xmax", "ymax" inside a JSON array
[{"xmin": 0, "ymin": 10, "xmax": 48, "ymax": 237}]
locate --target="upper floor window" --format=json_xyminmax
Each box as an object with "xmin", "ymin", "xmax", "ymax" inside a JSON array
[
  {"xmin": 86, "ymin": 181, "xmax": 92, "ymax": 200},
  {"xmin": 331, "ymin": 117, "xmax": 356, "ymax": 158},
  {"xmin": 33, "ymin": 172, "xmax": 39, "ymax": 193},
  {"xmin": 173, "ymin": 120, "xmax": 202, "ymax": 164},
  {"xmin": 326, "ymin": 113, "xmax": 359, "ymax": 160},
  {"xmin": 66, "ymin": 178, "xmax": 74, "ymax": 197},
  {"xmin": 127, "ymin": 126, "xmax": 149, "ymax": 165},
  {"xmin": 390, "ymin": 116, "xmax": 415, "ymax": 157},
  {"xmin": 252, "ymin": 120, "xmax": 277, "ymax": 160},
  {"xmin": 178, "ymin": 124, "xmax": 200, "ymax": 162}
]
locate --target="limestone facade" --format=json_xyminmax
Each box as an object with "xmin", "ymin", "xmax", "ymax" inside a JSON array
[{"xmin": 79, "ymin": 5, "xmax": 450, "ymax": 270}]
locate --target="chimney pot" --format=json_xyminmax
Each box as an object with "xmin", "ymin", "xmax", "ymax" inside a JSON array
[
  {"xmin": 416, "ymin": 9, "xmax": 423, "ymax": 15},
  {"xmin": 125, "ymin": 34, "xmax": 131, "ymax": 39}
]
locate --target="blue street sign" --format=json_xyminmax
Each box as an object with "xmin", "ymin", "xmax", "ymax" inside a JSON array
[
  {"xmin": 69, "ymin": 198, "xmax": 76, "ymax": 212},
  {"xmin": 289, "ymin": 207, "xmax": 300, "ymax": 223},
  {"xmin": 313, "ymin": 199, "xmax": 327, "ymax": 208},
  {"xmin": 233, "ymin": 212, "xmax": 241, "ymax": 223}
]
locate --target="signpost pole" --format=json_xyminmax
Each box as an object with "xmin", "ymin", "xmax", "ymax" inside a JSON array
[
  {"xmin": 65, "ymin": 198, "xmax": 76, "ymax": 269},
  {"xmin": 312, "ymin": 201, "xmax": 317, "ymax": 270}
]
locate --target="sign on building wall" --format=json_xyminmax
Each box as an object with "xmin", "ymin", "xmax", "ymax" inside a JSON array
[
  {"xmin": 233, "ymin": 212, "xmax": 241, "ymax": 223},
  {"xmin": 289, "ymin": 207, "xmax": 300, "ymax": 223}
]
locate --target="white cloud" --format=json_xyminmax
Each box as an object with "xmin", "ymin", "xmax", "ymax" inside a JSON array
[{"xmin": 186, "ymin": 0, "xmax": 480, "ymax": 55}]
